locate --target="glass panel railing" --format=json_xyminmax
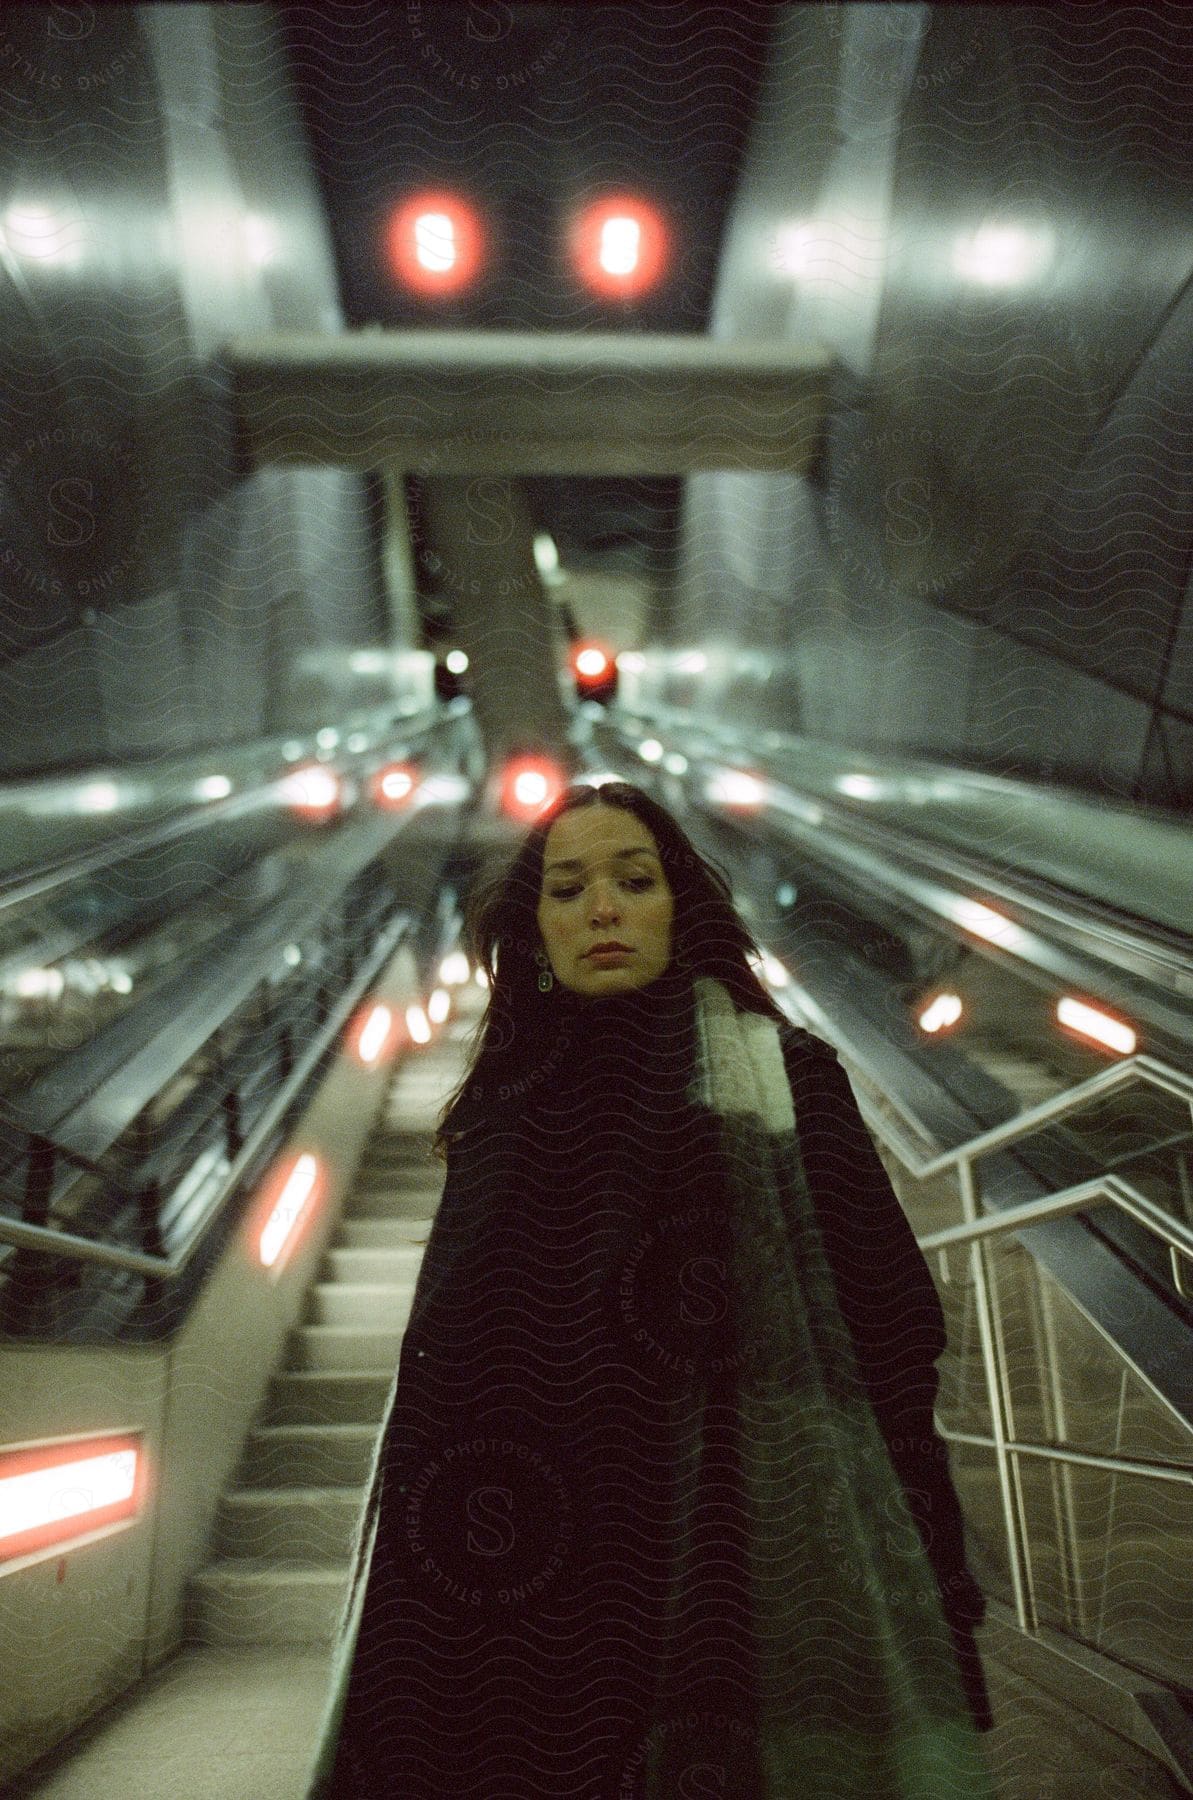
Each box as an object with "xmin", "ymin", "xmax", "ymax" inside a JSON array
[
  {"xmin": 932, "ymin": 1241, "xmax": 995, "ymax": 1442},
  {"xmin": 1063, "ymin": 1462, "xmax": 1193, "ymax": 1690}
]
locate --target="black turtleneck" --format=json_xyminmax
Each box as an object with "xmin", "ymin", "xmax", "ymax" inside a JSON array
[{"xmin": 531, "ymin": 959, "xmax": 697, "ymax": 1124}]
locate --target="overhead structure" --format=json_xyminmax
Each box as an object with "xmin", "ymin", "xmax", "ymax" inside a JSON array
[
  {"xmin": 220, "ymin": 331, "xmax": 831, "ymax": 476},
  {"xmin": 217, "ymin": 330, "xmax": 832, "ymax": 767}
]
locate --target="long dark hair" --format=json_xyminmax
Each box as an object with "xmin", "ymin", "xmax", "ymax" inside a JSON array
[{"xmin": 431, "ymin": 781, "xmax": 788, "ymax": 1161}]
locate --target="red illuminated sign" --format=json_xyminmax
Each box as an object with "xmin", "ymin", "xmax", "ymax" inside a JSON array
[{"xmin": 370, "ymin": 762, "xmax": 418, "ymax": 810}]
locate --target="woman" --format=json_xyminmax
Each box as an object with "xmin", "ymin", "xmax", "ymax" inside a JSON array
[{"xmin": 310, "ymin": 781, "xmax": 994, "ymax": 1798}]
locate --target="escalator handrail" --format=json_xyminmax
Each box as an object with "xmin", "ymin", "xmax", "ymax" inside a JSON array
[
  {"xmin": 0, "ymin": 907, "xmax": 413, "ymax": 1281},
  {"xmin": 0, "ymin": 705, "xmax": 452, "ymax": 912},
  {"xmin": 605, "ymin": 704, "xmax": 1192, "ymax": 995}
]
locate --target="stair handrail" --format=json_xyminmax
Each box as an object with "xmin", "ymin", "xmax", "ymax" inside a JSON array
[
  {"xmin": 853, "ymin": 1051, "xmax": 1193, "ymax": 1182},
  {"xmin": 913, "ymin": 1169, "xmax": 1193, "ymax": 1275},
  {"xmin": 841, "ymin": 1046, "xmax": 1193, "ymax": 1650}
]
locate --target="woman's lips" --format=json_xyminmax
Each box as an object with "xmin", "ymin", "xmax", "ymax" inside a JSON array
[{"xmin": 586, "ymin": 947, "xmax": 633, "ymax": 960}]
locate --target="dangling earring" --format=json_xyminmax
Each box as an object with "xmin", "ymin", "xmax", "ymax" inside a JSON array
[{"xmin": 534, "ymin": 948, "xmax": 554, "ymax": 993}]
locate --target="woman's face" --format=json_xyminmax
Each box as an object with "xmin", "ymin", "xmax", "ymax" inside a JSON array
[{"xmin": 536, "ymin": 804, "xmax": 675, "ymax": 997}]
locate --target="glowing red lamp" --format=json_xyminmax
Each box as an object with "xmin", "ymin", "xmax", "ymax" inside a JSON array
[
  {"xmin": 248, "ymin": 1151, "xmax": 328, "ymax": 1275},
  {"xmin": 0, "ymin": 1434, "xmax": 144, "ymax": 1564},
  {"xmin": 346, "ymin": 1000, "xmax": 404, "ymax": 1068},
  {"xmin": 370, "ymin": 762, "xmax": 419, "ymax": 811},
  {"xmin": 571, "ymin": 640, "xmax": 619, "ymax": 703},
  {"xmin": 566, "ymin": 194, "xmax": 669, "ymax": 298},
  {"xmin": 280, "ymin": 764, "xmax": 344, "ymax": 823},
  {"xmin": 499, "ymin": 754, "xmax": 566, "ymax": 822},
  {"xmin": 574, "ymin": 645, "xmax": 610, "ymax": 680},
  {"xmin": 385, "ymin": 190, "xmax": 485, "ymax": 296}
]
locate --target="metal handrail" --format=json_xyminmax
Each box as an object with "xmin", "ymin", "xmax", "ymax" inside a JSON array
[
  {"xmin": 0, "ymin": 703, "xmax": 450, "ymax": 912},
  {"xmin": 916, "ymin": 1171, "xmax": 1193, "ymax": 1294},
  {"xmin": 877, "ymin": 1052, "xmax": 1193, "ymax": 1181},
  {"xmin": 942, "ymin": 1428, "xmax": 1193, "ymax": 1488},
  {"xmin": 842, "ymin": 1043, "xmax": 1193, "ymax": 1644},
  {"xmin": 606, "ymin": 701, "xmax": 1193, "ymax": 996},
  {"xmin": 849, "ymin": 1045, "xmax": 1193, "ymax": 1309},
  {"xmin": 0, "ymin": 908, "xmax": 412, "ymax": 1284}
]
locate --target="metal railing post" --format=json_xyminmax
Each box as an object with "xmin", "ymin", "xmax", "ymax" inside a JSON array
[{"xmin": 958, "ymin": 1154, "xmax": 1033, "ymax": 1630}]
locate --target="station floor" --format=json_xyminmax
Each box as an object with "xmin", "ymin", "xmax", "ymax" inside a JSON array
[
  {"xmin": 6, "ymin": 1647, "xmax": 329, "ymax": 1800},
  {"xmin": 8, "ymin": 1624, "xmax": 1186, "ymax": 1800}
]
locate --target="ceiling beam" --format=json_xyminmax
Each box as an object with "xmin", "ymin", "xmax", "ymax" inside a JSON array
[{"xmin": 220, "ymin": 331, "xmax": 831, "ymax": 475}]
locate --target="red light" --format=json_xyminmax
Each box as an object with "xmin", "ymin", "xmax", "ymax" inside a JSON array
[
  {"xmin": 573, "ymin": 643, "xmax": 610, "ymax": 679},
  {"xmin": 385, "ymin": 190, "xmax": 485, "ymax": 296},
  {"xmin": 499, "ymin": 754, "xmax": 566, "ymax": 822},
  {"xmin": 567, "ymin": 194, "xmax": 669, "ymax": 298},
  {"xmin": 346, "ymin": 1000, "xmax": 404, "ymax": 1067},
  {"xmin": 370, "ymin": 761, "xmax": 418, "ymax": 811},
  {"xmin": 281, "ymin": 764, "xmax": 343, "ymax": 823}
]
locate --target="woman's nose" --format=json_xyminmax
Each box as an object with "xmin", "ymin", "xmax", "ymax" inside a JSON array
[{"xmin": 590, "ymin": 887, "xmax": 620, "ymax": 922}]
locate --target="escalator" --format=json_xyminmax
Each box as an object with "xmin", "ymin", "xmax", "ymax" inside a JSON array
[{"xmin": 3, "ymin": 718, "xmax": 1192, "ymax": 1796}]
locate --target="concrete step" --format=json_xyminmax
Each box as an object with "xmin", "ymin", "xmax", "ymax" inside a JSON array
[
  {"xmin": 288, "ymin": 1324, "xmax": 405, "ymax": 1371},
  {"xmin": 265, "ymin": 1372, "xmax": 394, "ymax": 1426},
  {"xmin": 354, "ymin": 1173, "xmax": 448, "ymax": 1202},
  {"xmin": 344, "ymin": 1187, "xmax": 443, "ymax": 1219},
  {"xmin": 186, "ymin": 1561, "xmax": 347, "ymax": 1646},
  {"xmin": 237, "ymin": 1424, "xmax": 378, "ymax": 1487},
  {"xmin": 306, "ymin": 1283, "xmax": 414, "ymax": 1330},
  {"xmin": 357, "ymin": 1134, "xmax": 439, "ymax": 1164},
  {"xmin": 321, "ymin": 1245, "xmax": 425, "ymax": 1283},
  {"xmin": 334, "ymin": 1217, "xmax": 434, "ymax": 1248},
  {"xmin": 215, "ymin": 1487, "xmax": 364, "ymax": 1561},
  {"xmin": 351, "ymin": 1155, "xmax": 441, "ymax": 1180},
  {"xmin": 356, "ymin": 1137, "xmax": 439, "ymax": 1159}
]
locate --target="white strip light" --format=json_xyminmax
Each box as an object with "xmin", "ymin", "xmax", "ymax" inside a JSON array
[
  {"xmin": 706, "ymin": 770, "xmax": 765, "ymax": 809},
  {"xmin": 1057, "ymin": 997, "xmax": 1136, "ymax": 1056},
  {"xmin": 259, "ymin": 1154, "xmax": 318, "ymax": 1268},
  {"xmin": 952, "ymin": 898, "xmax": 1026, "ymax": 952},
  {"xmin": 439, "ymin": 951, "xmax": 470, "ymax": 986},
  {"xmin": 357, "ymin": 1004, "xmax": 393, "ymax": 1067},
  {"xmin": 0, "ymin": 1449, "xmax": 137, "ymax": 1548},
  {"xmin": 747, "ymin": 946, "xmax": 790, "ymax": 989},
  {"xmin": 838, "ymin": 774, "xmax": 880, "ymax": 800},
  {"xmin": 919, "ymin": 993, "xmax": 963, "ymax": 1034}
]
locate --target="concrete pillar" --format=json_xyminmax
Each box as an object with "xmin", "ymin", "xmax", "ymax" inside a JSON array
[
  {"xmin": 377, "ymin": 465, "xmax": 423, "ymax": 648},
  {"xmin": 418, "ymin": 475, "xmax": 571, "ymax": 766}
]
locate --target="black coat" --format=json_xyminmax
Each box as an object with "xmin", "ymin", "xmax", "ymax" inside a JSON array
[
  {"xmin": 778, "ymin": 1022, "xmax": 993, "ymax": 1733},
  {"xmin": 314, "ymin": 997, "xmax": 993, "ymax": 1797}
]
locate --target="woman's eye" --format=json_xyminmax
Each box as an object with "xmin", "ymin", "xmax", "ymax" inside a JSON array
[{"xmin": 548, "ymin": 877, "xmax": 654, "ymax": 900}]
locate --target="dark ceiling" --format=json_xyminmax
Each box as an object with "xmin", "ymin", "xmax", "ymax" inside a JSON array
[{"xmin": 278, "ymin": 1, "xmax": 778, "ymax": 579}]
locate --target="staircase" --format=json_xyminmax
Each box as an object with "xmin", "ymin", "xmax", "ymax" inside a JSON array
[{"xmin": 183, "ymin": 1034, "xmax": 463, "ymax": 1649}]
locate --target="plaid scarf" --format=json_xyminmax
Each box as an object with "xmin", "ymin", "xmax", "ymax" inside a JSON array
[{"xmin": 309, "ymin": 972, "xmax": 993, "ymax": 1797}]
